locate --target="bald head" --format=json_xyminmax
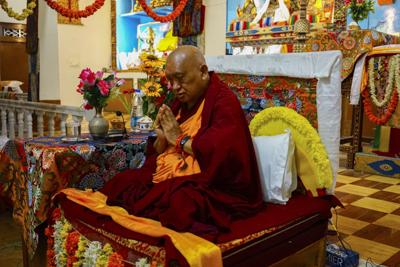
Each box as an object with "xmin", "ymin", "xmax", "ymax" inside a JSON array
[
  {"xmin": 165, "ymin": 46, "xmax": 209, "ymax": 108},
  {"xmin": 166, "ymin": 45, "xmax": 206, "ymax": 69}
]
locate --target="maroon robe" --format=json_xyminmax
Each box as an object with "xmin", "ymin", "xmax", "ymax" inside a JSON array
[{"xmin": 100, "ymin": 72, "xmax": 263, "ymax": 241}]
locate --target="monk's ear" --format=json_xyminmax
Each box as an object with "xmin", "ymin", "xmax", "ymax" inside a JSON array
[{"xmin": 200, "ymin": 64, "xmax": 208, "ymax": 80}]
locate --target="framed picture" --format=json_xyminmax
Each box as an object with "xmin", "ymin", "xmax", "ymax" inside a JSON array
[{"xmin": 347, "ymin": 1, "xmax": 400, "ymax": 35}]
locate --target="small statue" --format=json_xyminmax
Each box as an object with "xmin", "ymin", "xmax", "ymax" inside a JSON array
[
  {"xmin": 150, "ymin": 0, "xmax": 172, "ymax": 8},
  {"xmin": 147, "ymin": 28, "xmax": 155, "ymax": 54},
  {"xmin": 133, "ymin": 0, "xmax": 143, "ymax": 12},
  {"xmin": 236, "ymin": 0, "xmax": 257, "ymax": 21}
]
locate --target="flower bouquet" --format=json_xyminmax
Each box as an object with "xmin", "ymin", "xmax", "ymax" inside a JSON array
[
  {"xmin": 76, "ymin": 68, "xmax": 124, "ymax": 138},
  {"xmin": 76, "ymin": 68, "xmax": 124, "ymax": 110},
  {"xmin": 345, "ymin": 0, "xmax": 375, "ymax": 24},
  {"xmin": 138, "ymin": 53, "xmax": 174, "ymax": 120}
]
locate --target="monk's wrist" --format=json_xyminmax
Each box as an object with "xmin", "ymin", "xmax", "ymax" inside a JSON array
[{"xmin": 175, "ymin": 134, "xmax": 190, "ymax": 153}]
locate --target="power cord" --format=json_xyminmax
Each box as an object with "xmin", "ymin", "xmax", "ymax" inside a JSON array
[{"xmin": 327, "ymin": 208, "xmax": 359, "ymax": 267}]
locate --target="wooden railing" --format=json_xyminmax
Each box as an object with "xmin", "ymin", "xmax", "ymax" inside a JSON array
[{"xmin": 0, "ymin": 98, "xmax": 83, "ymax": 139}]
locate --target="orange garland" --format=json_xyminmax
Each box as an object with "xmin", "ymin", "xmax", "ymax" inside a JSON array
[
  {"xmin": 44, "ymin": 0, "xmax": 105, "ymax": 18},
  {"xmin": 138, "ymin": 0, "xmax": 188, "ymax": 22},
  {"xmin": 362, "ymin": 89, "xmax": 399, "ymax": 125}
]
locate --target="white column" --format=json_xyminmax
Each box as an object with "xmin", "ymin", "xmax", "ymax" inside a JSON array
[
  {"xmin": 60, "ymin": 114, "xmax": 68, "ymax": 136},
  {"xmin": 17, "ymin": 110, "xmax": 24, "ymax": 138},
  {"xmin": 8, "ymin": 109, "xmax": 15, "ymax": 139},
  {"xmin": 1, "ymin": 109, "xmax": 7, "ymax": 137},
  {"xmin": 25, "ymin": 111, "xmax": 33, "ymax": 139},
  {"xmin": 36, "ymin": 111, "xmax": 44, "ymax": 137},
  {"xmin": 48, "ymin": 113, "xmax": 55, "ymax": 137}
]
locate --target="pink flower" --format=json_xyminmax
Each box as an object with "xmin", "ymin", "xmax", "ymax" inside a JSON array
[
  {"xmin": 86, "ymin": 72, "xmax": 96, "ymax": 86},
  {"xmin": 76, "ymin": 81, "xmax": 84, "ymax": 94},
  {"xmin": 79, "ymin": 68, "xmax": 92, "ymax": 81},
  {"xmin": 95, "ymin": 71, "xmax": 103, "ymax": 80},
  {"xmin": 344, "ymin": 0, "xmax": 352, "ymax": 5},
  {"xmin": 97, "ymin": 80, "xmax": 110, "ymax": 96}
]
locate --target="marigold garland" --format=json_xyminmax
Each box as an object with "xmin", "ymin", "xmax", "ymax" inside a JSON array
[
  {"xmin": 249, "ymin": 107, "xmax": 333, "ymax": 193},
  {"xmin": 362, "ymin": 89, "xmax": 398, "ymax": 125},
  {"xmin": 137, "ymin": 0, "xmax": 188, "ymax": 22},
  {"xmin": 108, "ymin": 252, "xmax": 125, "ymax": 267},
  {"xmin": 368, "ymin": 55, "xmax": 397, "ymax": 108},
  {"xmin": 45, "ymin": 226, "xmax": 56, "ymax": 267},
  {"xmin": 0, "ymin": 0, "xmax": 36, "ymax": 21},
  {"xmin": 44, "ymin": 0, "xmax": 105, "ymax": 19}
]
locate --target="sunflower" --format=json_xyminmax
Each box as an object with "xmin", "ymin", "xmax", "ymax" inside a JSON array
[
  {"xmin": 142, "ymin": 81, "xmax": 162, "ymax": 97},
  {"xmin": 139, "ymin": 53, "xmax": 165, "ymax": 75}
]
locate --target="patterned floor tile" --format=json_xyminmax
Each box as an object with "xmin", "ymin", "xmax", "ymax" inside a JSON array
[
  {"xmin": 343, "ymin": 236, "xmax": 398, "ymax": 264},
  {"xmin": 352, "ymin": 197, "xmax": 400, "ymax": 213},
  {"xmin": 335, "ymin": 184, "xmax": 380, "ymax": 197},
  {"xmin": 393, "ymin": 208, "xmax": 400, "ymax": 216},
  {"xmin": 384, "ymin": 185, "xmax": 400, "ymax": 194},
  {"xmin": 351, "ymin": 179, "xmax": 392, "ymax": 190},
  {"xmin": 374, "ymin": 214, "xmax": 400, "ymax": 231},
  {"xmin": 336, "ymin": 174, "xmax": 362, "ymax": 184},
  {"xmin": 335, "ymin": 182, "xmax": 346, "ymax": 188},
  {"xmin": 369, "ymin": 191, "xmax": 400, "ymax": 204},
  {"xmin": 334, "ymin": 191, "xmax": 364, "ymax": 204},
  {"xmin": 338, "ymin": 169, "xmax": 371, "ymax": 178},
  {"xmin": 366, "ymin": 175, "xmax": 400, "ymax": 185},
  {"xmin": 353, "ymin": 224, "xmax": 400, "ymax": 249},
  {"xmin": 383, "ymin": 250, "xmax": 400, "ymax": 267},
  {"xmin": 337, "ymin": 205, "xmax": 386, "ymax": 223},
  {"xmin": 333, "ymin": 215, "xmax": 369, "ymax": 235}
]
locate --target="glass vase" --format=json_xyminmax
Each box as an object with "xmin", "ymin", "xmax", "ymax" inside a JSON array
[{"xmin": 89, "ymin": 106, "xmax": 109, "ymax": 139}]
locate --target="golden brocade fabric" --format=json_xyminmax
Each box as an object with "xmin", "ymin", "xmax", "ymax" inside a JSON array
[
  {"xmin": 59, "ymin": 188, "xmax": 223, "ymax": 267},
  {"xmin": 305, "ymin": 29, "xmax": 400, "ymax": 79},
  {"xmin": 152, "ymin": 99, "xmax": 204, "ymax": 183}
]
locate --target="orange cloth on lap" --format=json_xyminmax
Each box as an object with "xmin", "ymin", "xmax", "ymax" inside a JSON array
[
  {"xmin": 58, "ymin": 188, "xmax": 222, "ymax": 267},
  {"xmin": 152, "ymin": 100, "xmax": 204, "ymax": 183}
]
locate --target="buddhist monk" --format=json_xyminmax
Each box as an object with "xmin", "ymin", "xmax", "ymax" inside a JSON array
[{"xmin": 60, "ymin": 46, "xmax": 263, "ymax": 241}]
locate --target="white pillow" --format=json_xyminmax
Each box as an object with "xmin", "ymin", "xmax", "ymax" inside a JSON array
[{"xmin": 252, "ymin": 129, "xmax": 297, "ymax": 204}]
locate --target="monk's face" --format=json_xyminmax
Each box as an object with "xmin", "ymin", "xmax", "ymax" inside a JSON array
[{"xmin": 165, "ymin": 55, "xmax": 208, "ymax": 107}]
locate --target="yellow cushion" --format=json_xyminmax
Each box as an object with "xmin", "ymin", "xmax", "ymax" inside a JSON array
[{"xmin": 249, "ymin": 107, "xmax": 333, "ymax": 196}]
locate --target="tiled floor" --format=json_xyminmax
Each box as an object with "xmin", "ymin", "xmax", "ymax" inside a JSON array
[
  {"xmin": 329, "ymin": 169, "xmax": 400, "ymax": 267},
  {"xmin": 1, "ymin": 169, "xmax": 399, "ymax": 266}
]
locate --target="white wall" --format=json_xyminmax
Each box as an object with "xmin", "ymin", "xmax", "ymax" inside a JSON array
[
  {"xmin": 2, "ymin": 0, "xmax": 224, "ymax": 104},
  {"xmin": 203, "ymin": 0, "xmax": 226, "ymax": 56},
  {"xmin": 0, "ymin": 1, "xmax": 27, "ymax": 24},
  {"xmin": 39, "ymin": 0, "xmax": 60, "ymax": 100},
  {"xmin": 58, "ymin": 0, "xmax": 111, "ymax": 107}
]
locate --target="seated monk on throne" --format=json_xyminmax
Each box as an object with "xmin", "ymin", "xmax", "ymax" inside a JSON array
[{"xmin": 58, "ymin": 45, "xmax": 263, "ymax": 241}]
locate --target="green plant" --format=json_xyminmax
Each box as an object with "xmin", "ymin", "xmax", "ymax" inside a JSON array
[{"xmin": 345, "ymin": 0, "xmax": 375, "ymax": 23}]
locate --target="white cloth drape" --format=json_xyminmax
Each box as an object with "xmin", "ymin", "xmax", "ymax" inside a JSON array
[{"xmin": 206, "ymin": 51, "xmax": 343, "ymax": 194}]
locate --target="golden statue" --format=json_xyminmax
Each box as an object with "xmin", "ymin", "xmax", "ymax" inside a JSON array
[
  {"xmin": 133, "ymin": 0, "xmax": 143, "ymax": 12},
  {"xmin": 236, "ymin": 0, "xmax": 257, "ymax": 21},
  {"xmin": 147, "ymin": 28, "xmax": 155, "ymax": 54},
  {"xmin": 150, "ymin": 0, "xmax": 172, "ymax": 8}
]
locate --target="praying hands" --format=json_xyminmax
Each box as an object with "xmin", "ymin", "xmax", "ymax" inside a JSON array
[{"xmin": 154, "ymin": 104, "xmax": 182, "ymax": 153}]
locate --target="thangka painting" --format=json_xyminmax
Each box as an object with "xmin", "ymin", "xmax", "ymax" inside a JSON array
[
  {"xmin": 57, "ymin": 0, "xmax": 82, "ymax": 25},
  {"xmin": 347, "ymin": 1, "xmax": 400, "ymax": 36}
]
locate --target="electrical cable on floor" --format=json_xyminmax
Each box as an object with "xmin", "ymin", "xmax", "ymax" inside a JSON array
[
  {"xmin": 328, "ymin": 208, "xmax": 359, "ymax": 267},
  {"xmin": 366, "ymin": 257, "xmax": 381, "ymax": 267}
]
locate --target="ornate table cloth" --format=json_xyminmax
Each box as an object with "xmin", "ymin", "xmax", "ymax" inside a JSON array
[{"xmin": 0, "ymin": 132, "xmax": 149, "ymax": 257}]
